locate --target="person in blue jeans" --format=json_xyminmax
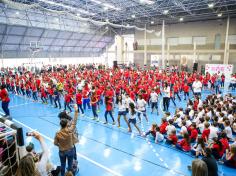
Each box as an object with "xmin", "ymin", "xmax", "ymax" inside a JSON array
[
  {"xmin": 54, "ymin": 105, "xmax": 78, "ymax": 176},
  {"xmin": 0, "ymin": 85, "xmax": 10, "ymax": 117}
]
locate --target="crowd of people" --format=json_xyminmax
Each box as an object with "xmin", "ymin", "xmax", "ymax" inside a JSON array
[{"xmin": 0, "ymin": 64, "xmax": 236, "ymax": 176}]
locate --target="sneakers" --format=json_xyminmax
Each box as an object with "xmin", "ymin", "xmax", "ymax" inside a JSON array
[
  {"xmin": 112, "ymin": 122, "xmax": 116, "ymax": 125},
  {"xmin": 103, "ymin": 121, "xmax": 108, "ymax": 124}
]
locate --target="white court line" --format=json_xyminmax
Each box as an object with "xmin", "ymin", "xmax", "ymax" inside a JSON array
[
  {"xmin": 0, "ymin": 112, "xmax": 122, "ymax": 176},
  {"xmin": 9, "ymin": 102, "xmax": 34, "ymax": 109}
]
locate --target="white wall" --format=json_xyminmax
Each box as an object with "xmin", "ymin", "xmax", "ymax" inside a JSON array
[{"xmin": 0, "ymin": 57, "xmax": 106, "ymax": 68}]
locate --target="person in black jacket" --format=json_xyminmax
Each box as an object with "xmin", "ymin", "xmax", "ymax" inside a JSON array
[{"xmin": 202, "ymin": 147, "xmax": 218, "ymax": 176}]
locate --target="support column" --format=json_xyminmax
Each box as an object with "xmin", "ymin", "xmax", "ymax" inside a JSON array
[
  {"xmin": 161, "ymin": 20, "xmax": 165, "ymax": 69},
  {"xmin": 167, "ymin": 42, "xmax": 170, "ymax": 63},
  {"xmin": 193, "ymin": 42, "xmax": 196, "ymax": 63},
  {"xmin": 224, "ymin": 16, "xmax": 230, "ymax": 64},
  {"xmin": 144, "ymin": 24, "xmax": 147, "ymax": 66},
  {"xmin": 115, "ymin": 35, "xmax": 124, "ymax": 64}
]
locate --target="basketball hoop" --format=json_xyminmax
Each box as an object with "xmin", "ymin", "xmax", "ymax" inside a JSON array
[{"xmin": 29, "ymin": 47, "xmax": 42, "ymax": 54}]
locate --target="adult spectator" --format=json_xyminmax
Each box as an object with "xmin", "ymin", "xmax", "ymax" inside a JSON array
[
  {"xmin": 16, "ymin": 132, "xmax": 49, "ymax": 176},
  {"xmin": 191, "ymin": 159, "xmax": 208, "ymax": 176},
  {"xmin": 202, "ymin": 148, "xmax": 218, "ymax": 176},
  {"xmin": 54, "ymin": 105, "xmax": 78, "ymax": 176},
  {"xmin": 192, "ymin": 77, "xmax": 202, "ymax": 97}
]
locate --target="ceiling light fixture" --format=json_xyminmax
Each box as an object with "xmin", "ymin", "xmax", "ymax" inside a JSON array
[
  {"xmin": 179, "ymin": 17, "xmax": 184, "ymax": 22},
  {"xmin": 15, "ymin": 11, "xmax": 19, "ymax": 15},
  {"xmin": 140, "ymin": 0, "xmax": 155, "ymax": 5},
  {"xmin": 132, "ymin": 14, "xmax": 136, "ymax": 18},
  {"xmin": 208, "ymin": 3, "xmax": 214, "ymax": 8},
  {"xmin": 217, "ymin": 13, "xmax": 222, "ymax": 17},
  {"xmin": 163, "ymin": 10, "xmax": 169, "ymax": 15},
  {"xmin": 106, "ymin": 18, "xmax": 109, "ymax": 22},
  {"xmin": 151, "ymin": 21, "xmax": 154, "ymax": 24}
]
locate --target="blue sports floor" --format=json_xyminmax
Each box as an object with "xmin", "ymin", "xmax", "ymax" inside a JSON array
[{"xmin": 2, "ymin": 90, "xmax": 236, "ymax": 176}]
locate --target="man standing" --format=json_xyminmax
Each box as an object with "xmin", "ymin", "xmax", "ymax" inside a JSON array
[
  {"xmin": 54, "ymin": 105, "xmax": 78, "ymax": 176},
  {"xmin": 192, "ymin": 77, "xmax": 202, "ymax": 97}
]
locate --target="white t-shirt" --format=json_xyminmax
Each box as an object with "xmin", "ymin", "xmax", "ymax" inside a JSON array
[
  {"xmin": 180, "ymin": 126, "xmax": 187, "ymax": 134},
  {"xmin": 125, "ymin": 97, "xmax": 135, "ymax": 108},
  {"xmin": 137, "ymin": 99, "xmax": 146, "ymax": 111},
  {"xmin": 118, "ymin": 100, "xmax": 126, "ymax": 112},
  {"xmin": 166, "ymin": 125, "xmax": 176, "ymax": 136},
  {"xmin": 155, "ymin": 132, "xmax": 164, "ymax": 142},
  {"xmin": 163, "ymin": 86, "xmax": 170, "ymax": 98},
  {"xmin": 150, "ymin": 92, "xmax": 158, "ymax": 102},
  {"xmin": 198, "ymin": 123, "xmax": 205, "ymax": 134},
  {"xmin": 225, "ymin": 126, "xmax": 233, "ymax": 140},
  {"xmin": 209, "ymin": 126, "xmax": 219, "ymax": 140},
  {"xmin": 192, "ymin": 81, "xmax": 202, "ymax": 93}
]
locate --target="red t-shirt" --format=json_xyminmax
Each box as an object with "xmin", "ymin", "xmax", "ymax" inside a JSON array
[
  {"xmin": 178, "ymin": 139, "xmax": 191, "ymax": 151},
  {"xmin": 64, "ymin": 94, "xmax": 72, "ymax": 103},
  {"xmin": 190, "ymin": 128, "xmax": 198, "ymax": 141},
  {"xmin": 220, "ymin": 138, "xmax": 229, "ymax": 152},
  {"xmin": 202, "ymin": 129, "xmax": 210, "ymax": 141},
  {"xmin": 106, "ymin": 101, "xmax": 113, "ymax": 111},
  {"xmin": 169, "ymin": 134, "xmax": 178, "ymax": 145},
  {"xmin": 0, "ymin": 89, "xmax": 10, "ymax": 102},
  {"xmin": 76, "ymin": 93, "xmax": 82, "ymax": 105},
  {"xmin": 160, "ymin": 122, "xmax": 168, "ymax": 134},
  {"xmin": 183, "ymin": 85, "xmax": 189, "ymax": 92}
]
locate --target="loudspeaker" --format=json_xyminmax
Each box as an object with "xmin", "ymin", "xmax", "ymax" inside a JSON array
[
  {"xmin": 193, "ymin": 62, "xmax": 198, "ymax": 72},
  {"xmin": 113, "ymin": 61, "xmax": 118, "ymax": 68}
]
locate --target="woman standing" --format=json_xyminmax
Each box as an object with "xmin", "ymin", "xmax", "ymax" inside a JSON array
[
  {"xmin": 162, "ymin": 82, "xmax": 170, "ymax": 112},
  {"xmin": 0, "ymin": 85, "xmax": 10, "ymax": 118},
  {"xmin": 116, "ymin": 95, "xmax": 129, "ymax": 128}
]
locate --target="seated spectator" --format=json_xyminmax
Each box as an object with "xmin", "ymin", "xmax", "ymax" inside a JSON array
[
  {"xmin": 179, "ymin": 120, "xmax": 187, "ymax": 138},
  {"xmin": 189, "ymin": 122, "xmax": 198, "ymax": 143},
  {"xmin": 191, "ymin": 137, "xmax": 205, "ymax": 157},
  {"xmin": 16, "ymin": 132, "xmax": 49, "ymax": 176},
  {"xmin": 202, "ymin": 148, "xmax": 218, "ymax": 176},
  {"xmin": 155, "ymin": 126, "xmax": 164, "ymax": 143},
  {"xmin": 165, "ymin": 119, "xmax": 176, "ymax": 136},
  {"xmin": 223, "ymin": 144, "xmax": 236, "ymax": 168},
  {"xmin": 209, "ymin": 122, "xmax": 219, "ymax": 141},
  {"xmin": 224, "ymin": 120, "xmax": 233, "ymax": 141},
  {"xmin": 165, "ymin": 129, "xmax": 178, "ymax": 145},
  {"xmin": 159, "ymin": 118, "xmax": 168, "ymax": 134},
  {"xmin": 144, "ymin": 123, "xmax": 157, "ymax": 138},
  {"xmin": 176, "ymin": 133, "xmax": 191, "ymax": 152},
  {"xmin": 210, "ymin": 137, "xmax": 224, "ymax": 160},
  {"xmin": 220, "ymin": 132, "xmax": 229, "ymax": 153},
  {"xmin": 201, "ymin": 122, "xmax": 210, "ymax": 142}
]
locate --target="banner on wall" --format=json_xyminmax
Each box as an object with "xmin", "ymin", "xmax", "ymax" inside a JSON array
[
  {"xmin": 205, "ymin": 64, "xmax": 233, "ymax": 79},
  {"xmin": 150, "ymin": 55, "xmax": 160, "ymax": 67}
]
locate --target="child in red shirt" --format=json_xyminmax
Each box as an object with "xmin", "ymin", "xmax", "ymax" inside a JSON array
[
  {"xmin": 64, "ymin": 91, "xmax": 72, "ymax": 113},
  {"xmin": 183, "ymin": 83, "xmax": 189, "ymax": 100},
  {"xmin": 76, "ymin": 90, "xmax": 84, "ymax": 114},
  {"xmin": 166, "ymin": 129, "xmax": 178, "ymax": 145},
  {"xmin": 201, "ymin": 122, "xmax": 210, "ymax": 142},
  {"xmin": 159, "ymin": 118, "xmax": 168, "ymax": 134},
  {"xmin": 176, "ymin": 133, "xmax": 191, "ymax": 152},
  {"xmin": 40, "ymin": 86, "xmax": 47, "ymax": 104},
  {"xmin": 190, "ymin": 122, "xmax": 198, "ymax": 143},
  {"xmin": 91, "ymin": 92, "xmax": 99, "ymax": 121}
]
